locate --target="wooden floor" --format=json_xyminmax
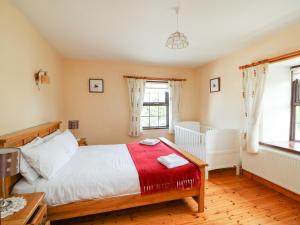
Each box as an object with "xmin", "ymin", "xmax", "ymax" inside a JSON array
[{"xmin": 53, "ymin": 169, "xmax": 300, "ymax": 225}]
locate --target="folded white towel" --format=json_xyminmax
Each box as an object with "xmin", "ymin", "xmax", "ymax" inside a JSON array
[
  {"xmin": 158, "ymin": 153, "xmax": 189, "ymax": 168},
  {"xmin": 159, "ymin": 153, "xmax": 187, "ymax": 164},
  {"xmin": 139, "ymin": 138, "xmax": 160, "ymax": 146}
]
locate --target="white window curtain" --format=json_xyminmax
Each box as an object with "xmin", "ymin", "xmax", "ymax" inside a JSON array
[
  {"xmin": 127, "ymin": 78, "xmax": 146, "ymax": 137},
  {"xmin": 242, "ymin": 63, "xmax": 268, "ymax": 153},
  {"xmin": 168, "ymin": 80, "xmax": 183, "ymax": 133}
]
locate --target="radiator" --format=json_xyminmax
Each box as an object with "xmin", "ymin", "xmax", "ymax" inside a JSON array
[{"xmin": 243, "ymin": 146, "xmax": 300, "ymax": 194}]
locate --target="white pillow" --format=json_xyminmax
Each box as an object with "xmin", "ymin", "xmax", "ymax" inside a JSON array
[
  {"xmin": 22, "ymin": 138, "xmax": 71, "ymax": 180},
  {"xmin": 42, "ymin": 129, "xmax": 61, "ymax": 142},
  {"xmin": 19, "ymin": 137, "xmax": 43, "ymax": 184},
  {"xmin": 53, "ymin": 130, "xmax": 78, "ymax": 157}
]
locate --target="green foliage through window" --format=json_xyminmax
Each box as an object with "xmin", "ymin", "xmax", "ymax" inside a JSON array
[{"xmin": 141, "ymin": 82, "xmax": 169, "ymax": 129}]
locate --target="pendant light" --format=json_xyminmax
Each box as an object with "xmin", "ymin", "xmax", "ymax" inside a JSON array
[{"xmin": 166, "ymin": 6, "xmax": 189, "ymax": 49}]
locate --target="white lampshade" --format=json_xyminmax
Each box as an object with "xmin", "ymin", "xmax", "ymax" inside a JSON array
[
  {"xmin": 166, "ymin": 31, "xmax": 189, "ymax": 49},
  {"xmin": 165, "ymin": 6, "xmax": 189, "ymax": 50}
]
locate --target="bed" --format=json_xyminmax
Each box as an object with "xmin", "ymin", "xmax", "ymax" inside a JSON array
[{"xmin": 0, "ymin": 122, "xmax": 207, "ymax": 221}]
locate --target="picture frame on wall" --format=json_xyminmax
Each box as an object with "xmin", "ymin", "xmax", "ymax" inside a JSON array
[
  {"xmin": 210, "ymin": 77, "xmax": 220, "ymax": 93},
  {"xmin": 89, "ymin": 79, "xmax": 104, "ymax": 93}
]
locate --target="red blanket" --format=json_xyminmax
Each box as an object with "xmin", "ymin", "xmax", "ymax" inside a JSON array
[{"xmin": 127, "ymin": 141, "xmax": 200, "ymax": 194}]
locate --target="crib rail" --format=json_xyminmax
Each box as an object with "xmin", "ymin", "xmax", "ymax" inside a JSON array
[{"xmin": 174, "ymin": 122, "xmax": 214, "ymax": 161}]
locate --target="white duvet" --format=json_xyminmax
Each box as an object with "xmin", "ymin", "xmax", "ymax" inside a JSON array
[{"xmin": 13, "ymin": 145, "xmax": 141, "ymax": 206}]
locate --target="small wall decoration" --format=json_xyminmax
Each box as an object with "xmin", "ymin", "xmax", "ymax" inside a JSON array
[
  {"xmin": 34, "ymin": 69, "xmax": 50, "ymax": 90},
  {"xmin": 210, "ymin": 77, "xmax": 220, "ymax": 93},
  {"xmin": 89, "ymin": 79, "xmax": 104, "ymax": 93}
]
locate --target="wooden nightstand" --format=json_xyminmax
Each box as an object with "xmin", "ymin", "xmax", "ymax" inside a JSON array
[
  {"xmin": 2, "ymin": 192, "xmax": 49, "ymax": 225},
  {"xmin": 77, "ymin": 137, "xmax": 87, "ymax": 146}
]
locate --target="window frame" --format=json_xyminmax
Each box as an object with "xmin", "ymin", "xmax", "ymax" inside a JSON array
[
  {"xmin": 290, "ymin": 65, "xmax": 300, "ymax": 141},
  {"xmin": 141, "ymin": 81, "xmax": 169, "ymax": 130}
]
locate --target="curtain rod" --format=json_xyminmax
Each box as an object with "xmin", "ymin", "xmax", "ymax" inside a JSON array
[
  {"xmin": 123, "ymin": 75, "xmax": 186, "ymax": 81},
  {"xmin": 239, "ymin": 50, "xmax": 300, "ymax": 70}
]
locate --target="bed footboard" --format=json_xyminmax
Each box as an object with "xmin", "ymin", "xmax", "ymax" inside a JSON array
[
  {"xmin": 159, "ymin": 137, "xmax": 207, "ymax": 213},
  {"xmin": 48, "ymin": 188, "xmax": 200, "ymax": 221}
]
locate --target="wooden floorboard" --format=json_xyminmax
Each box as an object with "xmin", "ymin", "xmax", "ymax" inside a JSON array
[{"xmin": 53, "ymin": 169, "xmax": 300, "ymax": 225}]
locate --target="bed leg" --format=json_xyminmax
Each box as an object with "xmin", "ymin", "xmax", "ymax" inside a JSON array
[{"xmin": 198, "ymin": 167, "xmax": 205, "ymax": 213}]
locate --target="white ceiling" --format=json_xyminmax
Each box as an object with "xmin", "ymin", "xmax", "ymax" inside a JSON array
[{"xmin": 12, "ymin": 0, "xmax": 300, "ymax": 67}]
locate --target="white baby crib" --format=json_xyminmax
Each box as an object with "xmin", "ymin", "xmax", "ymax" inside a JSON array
[{"xmin": 174, "ymin": 121, "xmax": 241, "ymax": 178}]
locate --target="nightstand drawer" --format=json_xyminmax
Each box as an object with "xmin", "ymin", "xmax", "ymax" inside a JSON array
[{"xmin": 27, "ymin": 204, "xmax": 47, "ymax": 225}]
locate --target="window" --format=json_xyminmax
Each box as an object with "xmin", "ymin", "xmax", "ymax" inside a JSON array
[
  {"xmin": 290, "ymin": 66, "xmax": 300, "ymax": 141},
  {"xmin": 260, "ymin": 62, "xmax": 300, "ymax": 155},
  {"xmin": 141, "ymin": 81, "xmax": 169, "ymax": 129}
]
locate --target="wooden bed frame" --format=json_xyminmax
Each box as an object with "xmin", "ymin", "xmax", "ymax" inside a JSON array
[{"xmin": 0, "ymin": 122, "xmax": 207, "ymax": 221}]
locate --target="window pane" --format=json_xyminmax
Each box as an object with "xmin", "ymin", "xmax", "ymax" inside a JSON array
[
  {"xmin": 295, "ymin": 106, "xmax": 300, "ymax": 140},
  {"xmin": 159, "ymin": 117, "xmax": 167, "ymax": 127},
  {"xmin": 150, "ymin": 106, "xmax": 158, "ymax": 117},
  {"xmin": 158, "ymin": 93, "xmax": 166, "ymax": 102},
  {"xmin": 150, "ymin": 117, "xmax": 159, "ymax": 127},
  {"xmin": 295, "ymin": 124, "xmax": 300, "ymax": 140},
  {"xmin": 158, "ymin": 106, "xmax": 166, "ymax": 116},
  {"xmin": 296, "ymin": 106, "xmax": 300, "ymax": 123},
  {"xmin": 141, "ymin": 117, "xmax": 149, "ymax": 128},
  {"xmin": 141, "ymin": 106, "xmax": 149, "ymax": 117},
  {"xmin": 145, "ymin": 82, "xmax": 168, "ymax": 89},
  {"xmin": 149, "ymin": 93, "xmax": 159, "ymax": 102},
  {"xmin": 143, "ymin": 93, "xmax": 150, "ymax": 103}
]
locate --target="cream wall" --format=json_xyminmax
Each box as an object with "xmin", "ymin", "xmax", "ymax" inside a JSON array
[
  {"xmin": 0, "ymin": 0, "xmax": 63, "ymax": 135},
  {"xmin": 63, "ymin": 59, "xmax": 198, "ymax": 144},
  {"xmin": 195, "ymin": 22, "xmax": 300, "ymax": 131}
]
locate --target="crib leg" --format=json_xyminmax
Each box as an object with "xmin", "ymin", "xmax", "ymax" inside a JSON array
[
  {"xmin": 236, "ymin": 165, "xmax": 240, "ymax": 176},
  {"xmin": 205, "ymin": 168, "xmax": 209, "ymax": 180}
]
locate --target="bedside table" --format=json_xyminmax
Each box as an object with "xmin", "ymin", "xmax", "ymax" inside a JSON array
[
  {"xmin": 2, "ymin": 192, "xmax": 49, "ymax": 225},
  {"xmin": 77, "ymin": 137, "xmax": 87, "ymax": 146}
]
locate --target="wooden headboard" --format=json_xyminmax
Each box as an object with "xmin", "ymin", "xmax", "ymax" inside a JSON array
[{"xmin": 0, "ymin": 121, "xmax": 61, "ymax": 197}]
